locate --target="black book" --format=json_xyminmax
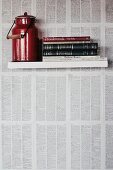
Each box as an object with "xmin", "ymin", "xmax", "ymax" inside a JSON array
[
  {"xmin": 43, "ymin": 43, "xmax": 98, "ymax": 50},
  {"xmin": 43, "ymin": 49, "xmax": 98, "ymax": 56}
]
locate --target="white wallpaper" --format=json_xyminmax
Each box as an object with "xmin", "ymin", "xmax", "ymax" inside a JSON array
[{"xmin": 0, "ymin": 0, "xmax": 113, "ymax": 170}]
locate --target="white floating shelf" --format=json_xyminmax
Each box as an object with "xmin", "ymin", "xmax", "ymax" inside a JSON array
[{"xmin": 8, "ymin": 58, "xmax": 108, "ymax": 69}]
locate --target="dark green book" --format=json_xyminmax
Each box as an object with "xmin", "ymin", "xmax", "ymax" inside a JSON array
[
  {"xmin": 43, "ymin": 49, "xmax": 98, "ymax": 56},
  {"xmin": 43, "ymin": 43, "xmax": 98, "ymax": 50}
]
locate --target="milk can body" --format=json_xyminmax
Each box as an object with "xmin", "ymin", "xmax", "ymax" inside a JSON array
[{"xmin": 7, "ymin": 12, "xmax": 40, "ymax": 62}]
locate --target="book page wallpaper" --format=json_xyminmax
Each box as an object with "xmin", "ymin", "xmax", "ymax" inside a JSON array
[{"xmin": 0, "ymin": 0, "xmax": 113, "ymax": 170}]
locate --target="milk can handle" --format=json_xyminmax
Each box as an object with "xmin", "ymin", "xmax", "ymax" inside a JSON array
[{"xmin": 6, "ymin": 20, "xmax": 33, "ymax": 39}]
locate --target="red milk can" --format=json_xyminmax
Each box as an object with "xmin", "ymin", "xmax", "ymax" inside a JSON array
[{"xmin": 7, "ymin": 12, "xmax": 41, "ymax": 61}]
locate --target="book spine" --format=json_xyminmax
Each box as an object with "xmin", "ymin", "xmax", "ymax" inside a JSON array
[
  {"xmin": 43, "ymin": 55, "xmax": 101, "ymax": 61},
  {"xmin": 43, "ymin": 41, "xmax": 91, "ymax": 44},
  {"xmin": 43, "ymin": 43, "xmax": 98, "ymax": 50},
  {"xmin": 43, "ymin": 55, "xmax": 100, "ymax": 59},
  {"xmin": 43, "ymin": 36, "xmax": 90, "ymax": 42},
  {"xmin": 43, "ymin": 49, "xmax": 98, "ymax": 56}
]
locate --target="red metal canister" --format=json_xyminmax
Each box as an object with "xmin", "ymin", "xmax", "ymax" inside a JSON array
[{"xmin": 7, "ymin": 12, "xmax": 41, "ymax": 62}]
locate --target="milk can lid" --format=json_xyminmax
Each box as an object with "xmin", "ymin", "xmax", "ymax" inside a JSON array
[{"xmin": 16, "ymin": 12, "xmax": 36, "ymax": 19}]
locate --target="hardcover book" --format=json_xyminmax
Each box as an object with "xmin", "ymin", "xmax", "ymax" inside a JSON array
[
  {"xmin": 43, "ymin": 49, "xmax": 98, "ymax": 56},
  {"xmin": 43, "ymin": 55, "xmax": 101, "ymax": 62},
  {"xmin": 43, "ymin": 43, "xmax": 98, "ymax": 50},
  {"xmin": 43, "ymin": 36, "xmax": 90, "ymax": 42}
]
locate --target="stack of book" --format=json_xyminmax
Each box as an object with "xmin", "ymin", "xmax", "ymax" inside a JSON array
[{"xmin": 42, "ymin": 36, "xmax": 100, "ymax": 62}]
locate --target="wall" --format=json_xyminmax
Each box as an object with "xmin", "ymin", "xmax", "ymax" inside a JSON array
[{"xmin": 0, "ymin": 0, "xmax": 113, "ymax": 170}]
